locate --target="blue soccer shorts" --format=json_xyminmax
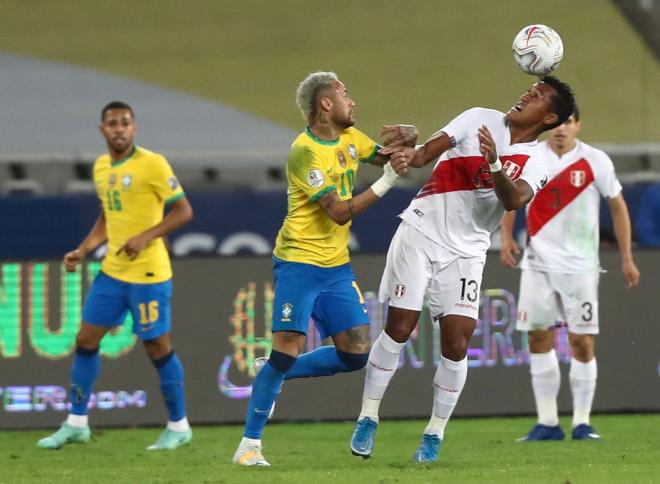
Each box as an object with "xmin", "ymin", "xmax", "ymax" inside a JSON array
[
  {"xmin": 82, "ymin": 271, "xmax": 172, "ymax": 340},
  {"xmin": 271, "ymin": 257, "xmax": 369, "ymax": 339}
]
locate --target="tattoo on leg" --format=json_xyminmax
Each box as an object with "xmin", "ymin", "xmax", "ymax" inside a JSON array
[{"xmin": 343, "ymin": 326, "xmax": 371, "ymax": 353}]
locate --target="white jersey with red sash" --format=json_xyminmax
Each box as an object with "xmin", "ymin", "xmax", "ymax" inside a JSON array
[
  {"xmin": 400, "ymin": 108, "xmax": 548, "ymax": 258},
  {"xmin": 521, "ymin": 140, "xmax": 622, "ymax": 273}
]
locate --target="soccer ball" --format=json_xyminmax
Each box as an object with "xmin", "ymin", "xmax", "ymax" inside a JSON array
[{"xmin": 512, "ymin": 24, "xmax": 563, "ymax": 76}]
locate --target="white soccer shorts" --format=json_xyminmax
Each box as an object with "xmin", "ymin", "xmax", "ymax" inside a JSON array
[
  {"xmin": 516, "ymin": 269, "xmax": 600, "ymax": 335},
  {"xmin": 379, "ymin": 223, "xmax": 485, "ymax": 320}
]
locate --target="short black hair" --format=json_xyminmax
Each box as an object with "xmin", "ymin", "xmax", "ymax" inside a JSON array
[
  {"xmin": 540, "ymin": 75, "xmax": 576, "ymax": 131},
  {"xmin": 101, "ymin": 101, "xmax": 134, "ymax": 121},
  {"xmin": 572, "ymin": 104, "xmax": 580, "ymax": 122}
]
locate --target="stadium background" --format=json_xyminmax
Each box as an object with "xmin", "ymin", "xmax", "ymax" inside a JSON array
[{"xmin": 1, "ymin": 0, "xmax": 659, "ymax": 482}]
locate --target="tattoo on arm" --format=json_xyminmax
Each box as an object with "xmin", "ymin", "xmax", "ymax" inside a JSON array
[{"xmin": 347, "ymin": 199, "xmax": 354, "ymax": 219}]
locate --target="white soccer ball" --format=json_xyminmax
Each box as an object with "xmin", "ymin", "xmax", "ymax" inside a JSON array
[{"xmin": 512, "ymin": 24, "xmax": 563, "ymax": 76}]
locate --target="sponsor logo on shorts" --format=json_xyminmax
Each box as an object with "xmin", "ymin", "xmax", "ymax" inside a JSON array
[
  {"xmin": 281, "ymin": 303, "xmax": 293, "ymax": 322},
  {"xmin": 454, "ymin": 302, "xmax": 478, "ymax": 311},
  {"xmin": 394, "ymin": 284, "xmax": 406, "ymax": 298},
  {"xmin": 413, "ymin": 208, "xmax": 424, "ymax": 217}
]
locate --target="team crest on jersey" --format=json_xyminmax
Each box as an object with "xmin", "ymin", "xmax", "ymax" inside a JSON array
[
  {"xmin": 348, "ymin": 144, "xmax": 358, "ymax": 160},
  {"xmin": 167, "ymin": 176, "xmax": 179, "ymax": 190},
  {"xmin": 503, "ymin": 160, "xmax": 521, "ymax": 179},
  {"xmin": 336, "ymin": 151, "xmax": 347, "ymax": 168},
  {"xmin": 394, "ymin": 284, "xmax": 406, "ymax": 298},
  {"xmin": 281, "ymin": 303, "xmax": 293, "ymax": 322},
  {"xmin": 108, "ymin": 173, "xmax": 117, "ymax": 187},
  {"xmin": 570, "ymin": 170, "xmax": 586, "ymax": 187},
  {"xmin": 306, "ymin": 169, "xmax": 325, "ymax": 188},
  {"xmin": 121, "ymin": 174, "xmax": 132, "ymax": 188}
]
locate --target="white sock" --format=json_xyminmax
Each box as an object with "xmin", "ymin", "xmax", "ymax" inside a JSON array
[
  {"xmin": 167, "ymin": 417, "xmax": 190, "ymax": 432},
  {"xmin": 358, "ymin": 331, "xmax": 406, "ymax": 422},
  {"xmin": 570, "ymin": 357, "xmax": 597, "ymax": 427},
  {"xmin": 240, "ymin": 436, "xmax": 261, "ymax": 447},
  {"xmin": 424, "ymin": 355, "xmax": 468, "ymax": 439},
  {"xmin": 530, "ymin": 350, "xmax": 560, "ymax": 426},
  {"xmin": 66, "ymin": 414, "xmax": 88, "ymax": 428}
]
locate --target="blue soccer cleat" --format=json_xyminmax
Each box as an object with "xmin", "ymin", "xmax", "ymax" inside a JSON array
[
  {"xmin": 146, "ymin": 428, "xmax": 193, "ymax": 450},
  {"xmin": 572, "ymin": 424, "xmax": 601, "ymax": 440},
  {"xmin": 413, "ymin": 433, "xmax": 442, "ymax": 463},
  {"xmin": 517, "ymin": 423, "xmax": 565, "ymax": 441},
  {"xmin": 37, "ymin": 422, "xmax": 91, "ymax": 449},
  {"xmin": 350, "ymin": 417, "xmax": 378, "ymax": 458}
]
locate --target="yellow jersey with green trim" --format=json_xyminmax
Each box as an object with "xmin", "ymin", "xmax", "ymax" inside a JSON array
[
  {"xmin": 93, "ymin": 146, "xmax": 185, "ymax": 283},
  {"xmin": 273, "ymin": 127, "xmax": 379, "ymax": 267}
]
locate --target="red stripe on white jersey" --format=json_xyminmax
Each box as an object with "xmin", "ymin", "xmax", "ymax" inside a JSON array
[
  {"xmin": 527, "ymin": 158, "xmax": 595, "ymax": 237},
  {"xmin": 415, "ymin": 154, "xmax": 530, "ymax": 199}
]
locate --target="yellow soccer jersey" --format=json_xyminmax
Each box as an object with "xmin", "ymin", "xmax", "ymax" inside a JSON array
[
  {"xmin": 273, "ymin": 127, "xmax": 379, "ymax": 267},
  {"xmin": 93, "ymin": 146, "xmax": 185, "ymax": 283}
]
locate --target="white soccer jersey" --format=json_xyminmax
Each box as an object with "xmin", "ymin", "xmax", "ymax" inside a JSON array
[
  {"xmin": 520, "ymin": 140, "xmax": 622, "ymax": 273},
  {"xmin": 400, "ymin": 108, "xmax": 548, "ymax": 258}
]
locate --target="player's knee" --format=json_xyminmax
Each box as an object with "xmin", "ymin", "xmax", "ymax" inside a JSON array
[
  {"xmin": 441, "ymin": 340, "xmax": 469, "ymax": 361},
  {"xmin": 336, "ymin": 350, "xmax": 369, "ymax": 371},
  {"xmin": 268, "ymin": 350, "xmax": 298, "ymax": 374},
  {"xmin": 75, "ymin": 332, "xmax": 99, "ymax": 349},
  {"xmin": 568, "ymin": 334, "xmax": 594, "ymax": 362}
]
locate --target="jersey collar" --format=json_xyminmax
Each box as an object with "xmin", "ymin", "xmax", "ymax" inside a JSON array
[
  {"xmin": 111, "ymin": 145, "xmax": 137, "ymax": 167},
  {"xmin": 305, "ymin": 127, "xmax": 339, "ymax": 146}
]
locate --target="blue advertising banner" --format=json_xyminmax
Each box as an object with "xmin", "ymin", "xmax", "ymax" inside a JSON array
[{"xmin": 0, "ymin": 184, "xmax": 651, "ymax": 260}]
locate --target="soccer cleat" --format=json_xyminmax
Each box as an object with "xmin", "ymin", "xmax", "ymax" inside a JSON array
[
  {"xmin": 232, "ymin": 442, "xmax": 271, "ymax": 466},
  {"xmin": 146, "ymin": 428, "xmax": 193, "ymax": 450},
  {"xmin": 37, "ymin": 422, "xmax": 91, "ymax": 449},
  {"xmin": 412, "ymin": 434, "xmax": 442, "ymax": 463},
  {"xmin": 572, "ymin": 424, "xmax": 601, "ymax": 440},
  {"xmin": 517, "ymin": 424, "xmax": 565, "ymax": 441},
  {"xmin": 350, "ymin": 417, "xmax": 378, "ymax": 458}
]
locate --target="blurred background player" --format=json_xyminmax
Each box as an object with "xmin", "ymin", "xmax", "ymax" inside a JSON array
[
  {"xmin": 499, "ymin": 107, "xmax": 640, "ymax": 441},
  {"xmin": 350, "ymin": 76, "xmax": 576, "ymax": 463},
  {"xmin": 232, "ymin": 71, "xmax": 416, "ymax": 466},
  {"xmin": 37, "ymin": 101, "xmax": 194, "ymax": 450}
]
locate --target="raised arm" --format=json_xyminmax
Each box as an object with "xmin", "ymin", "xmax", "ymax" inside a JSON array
[
  {"xmin": 117, "ymin": 197, "xmax": 194, "ymax": 259},
  {"xmin": 381, "ymin": 130, "xmax": 455, "ymax": 169},
  {"xmin": 478, "ymin": 125, "xmax": 535, "ymax": 210},
  {"xmin": 63, "ymin": 210, "xmax": 107, "ymax": 272},
  {"xmin": 608, "ymin": 193, "xmax": 640, "ymax": 288},
  {"xmin": 368, "ymin": 124, "xmax": 419, "ymax": 167}
]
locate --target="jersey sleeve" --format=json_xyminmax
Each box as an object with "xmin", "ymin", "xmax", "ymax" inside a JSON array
[
  {"xmin": 518, "ymin": 152, "xmax": 549, "ymax": 195},
  {"xmin": 149, "ymin": 155, "xmax": 185, "ymax": 204},
  {"xmin": 594, "ymin": 151, "xmax": 622, "ymax": 199},
  {"xmin": 439, "ymin": 108, "xmax": 482, "ymax": 146},
  {"xmin": 288, "ymin": 144, "xmax": 336, "ymax": 203},
  {"xmin": 350, "ymin": 128, "xmax": 380, "ymax": 163}
]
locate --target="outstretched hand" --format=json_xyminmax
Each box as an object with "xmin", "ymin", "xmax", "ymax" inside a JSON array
[
  {"xmin": 478, "ymin": 125, "xmax": 497, "ymax": 164},
  {"xmin": 388, "ymin": 147, "xmax": 413, "ymax": 176},
  {"xmin": 379, "ymin": 124, "xmax": 418, "ymax": 155}
]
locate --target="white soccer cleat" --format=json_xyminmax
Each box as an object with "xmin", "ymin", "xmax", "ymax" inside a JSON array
[{"xmin": 232, "ymin": 442, "xmax": 271, "ymax": 466}]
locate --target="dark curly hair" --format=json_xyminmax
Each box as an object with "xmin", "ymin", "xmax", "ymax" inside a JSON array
[{"xmin": 540, "ymin": 75, "xmax": 576, "ymax": 131}]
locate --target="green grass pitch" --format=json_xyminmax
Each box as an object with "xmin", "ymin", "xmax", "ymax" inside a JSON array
[{"xmin": 1, "ymin": 414, "xmax": 659, "ymax": 483}]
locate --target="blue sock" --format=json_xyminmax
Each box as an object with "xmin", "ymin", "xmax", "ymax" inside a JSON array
[
  {"xmin": 69, "ymin": 346, "xmax": 100, "ymax": 416},
  {"xmin": 152, "ymin": 351, "xmax": 186, "ymax": 422},
  {"xmin": 244, "ymin": 350, "xmax": 297, "ymax": 439},
  {"xmin": 284, "ymin": 347, "xmax": 369, "ymax": 380}
]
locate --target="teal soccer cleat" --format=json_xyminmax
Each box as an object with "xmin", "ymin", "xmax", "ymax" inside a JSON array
[
  {"xmin": 350, "ymin": 417, "xmax": 378, "ymax": 458},
  {"xmin": 37, "ymin": 422, "xmax": 91, "ymax": 449},
  {"xmin": 146, "ymin": 428, "xmax": 193, "ymax": 450},
  {"xmin": 413, "ymin": 434, "xmax": 442, "ymax": 463}
]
